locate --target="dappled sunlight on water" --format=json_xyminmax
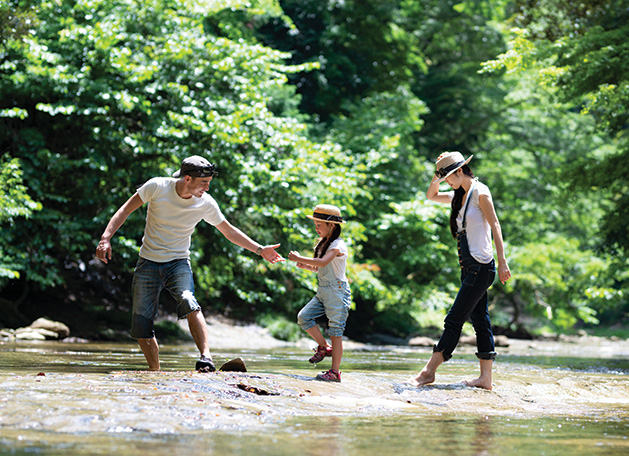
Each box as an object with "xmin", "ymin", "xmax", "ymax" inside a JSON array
[{"xmin": 0, "ymin": 339, "xmax": 628, "ymax": 455}]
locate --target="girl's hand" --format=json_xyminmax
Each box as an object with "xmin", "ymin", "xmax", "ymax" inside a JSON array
[
  {"xmin": 288, "ymin": 251, "xmax": 302, "ymax": 262},
  {"xmin": 296, "ymin": 262, "xmax": 317, "ymax": 272},
  {"xmin": 498, "ymin": 260, "xmax": 511, "ymax": 284}
]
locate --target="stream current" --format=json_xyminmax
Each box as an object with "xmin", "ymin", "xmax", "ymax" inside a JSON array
[{"xmin": 1, "ymin": 338, "xmax": 628, "ymax": 455}]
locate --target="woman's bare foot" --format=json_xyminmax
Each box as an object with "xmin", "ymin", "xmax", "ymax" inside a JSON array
[
  {"xmin": 412, "ymin": 369, "xmax": 435, "ymax": 386},
  {"xmin": 463, "ymin": 377, "xmax": 492, "ymax": 390}
]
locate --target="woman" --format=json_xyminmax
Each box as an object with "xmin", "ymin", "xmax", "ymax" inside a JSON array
[{"xmin": 413, "ymin": 152, "xmax": 511, "ymax": 390}]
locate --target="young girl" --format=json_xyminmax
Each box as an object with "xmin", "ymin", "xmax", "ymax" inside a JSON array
[
  {"xmin": 288, "ymin": 204, "xmax": 351, "ymax": 383},
  {"xmin": 413, "ymin": 151, "xmax": 511, "ymax": 390}
]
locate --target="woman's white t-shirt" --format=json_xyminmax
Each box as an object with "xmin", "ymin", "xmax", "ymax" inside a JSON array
[
  {"xmin": 324, "ymin": 238, "xmax": 349, "ymax": 281},
  {"xmin": 137, "ymin": 177, "xmax": 225, "ymax": 262},
  {"xmin": 453, "ymin": 180, "xmax": 494, "ymax": 264}
]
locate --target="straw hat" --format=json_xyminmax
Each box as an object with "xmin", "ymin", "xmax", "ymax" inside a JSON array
[
  {"xmin": 434, "ymin": 151, "xmax": 473, "ymax": 179},
  {"xmin": 306, "ymin": 204, "xmax": 345, "ymax": 224}
]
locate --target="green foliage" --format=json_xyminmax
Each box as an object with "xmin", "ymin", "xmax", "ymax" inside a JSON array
[
  {"xmin": 154, "ymin": 319, "xmax": 191, "ymax": 342},
  {"xmin": 482, "ymin": 0, "xmax": 629, "ymax": 256},
  {"xmin": 506, "ymin": 237, "xmax": 624, "ymax": 330},
  {"xmin": 397, "ymin": 0, "xmax": 508, "ymax": 157},
  {"xmin": 257, "ymin": 0, "xmax": 423, "ymax": 119},
  {"xmin": 0, "ymin": 155, "xmax": 42, "ymax": 282},
  {"xmin": 0, "ymin": 155, "xmax": 41, "ymax": 223},
  {"xmin": 473, "ymin": 0, "xmax": 628, "ymax": 332},
  {"xmin": 0, "ymin": 0, "xmax": 627, "ymax": 338},
  {"xmin": 0, "ymin": 0, "xmax": 375, "ymax": 327},
  {"xmin": 257, "ymin": 314, "xmax": 301, "ymax": 342}
]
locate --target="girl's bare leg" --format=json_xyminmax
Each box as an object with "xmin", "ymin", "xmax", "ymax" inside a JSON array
[
  {"xmin": 306, "ymin": 326, "xmax": 329, "ymax": 348},
  {"xmin": 330, "ymin": 335, "xmax": 343, "ymax": 372}
]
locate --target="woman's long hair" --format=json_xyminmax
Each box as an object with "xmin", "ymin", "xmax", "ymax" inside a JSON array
[
  {"xmin": 314, "ymin": 224, "xmax": 342, "ymax": 258},
  {"xmin": 449, "ymin": 165, "xmax": 475, "ymax": 238}
]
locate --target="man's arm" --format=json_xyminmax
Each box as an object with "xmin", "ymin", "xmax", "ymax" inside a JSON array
[
  {"xmin": 214, "ymin": 220, "xmax": 284, "ymax": 264},
  {"xmin": 96, "ymin": 193, "xmax": 144, "ymax": 264}
]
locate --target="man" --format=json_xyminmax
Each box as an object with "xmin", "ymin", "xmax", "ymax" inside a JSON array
[{"xmin": 95, "ymin": 155, "xmax": 284, "ymax": 372}]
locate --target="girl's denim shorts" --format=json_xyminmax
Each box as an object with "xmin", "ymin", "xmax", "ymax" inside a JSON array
[{"xmin": 297, "ymin": 280, "xmax": 351, "ymax": 337}]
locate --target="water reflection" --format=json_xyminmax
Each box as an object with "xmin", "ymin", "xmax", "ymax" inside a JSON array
[{"xmin": 0, "ymin": 340, "xmax": 628, "ymax": 455}]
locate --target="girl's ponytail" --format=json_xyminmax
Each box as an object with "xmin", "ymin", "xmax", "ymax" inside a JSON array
[{"xmin": 314, "ymin": 224, "xmax": 342, "ymax": 258}]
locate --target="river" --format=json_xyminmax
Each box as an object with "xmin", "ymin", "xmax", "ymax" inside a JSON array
[{"xmin": 1, "ymin": 336, "xmax": 628, "ymax": 455}]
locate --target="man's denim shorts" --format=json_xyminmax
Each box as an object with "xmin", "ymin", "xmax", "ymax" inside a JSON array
[{"xmin": 130, "ymin": 257, "xmax": 202, "ymax": 339}]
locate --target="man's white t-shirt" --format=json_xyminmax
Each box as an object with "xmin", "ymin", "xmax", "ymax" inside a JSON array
[
  {"xmin": 136, "ymin": 177, "xmax": 225, "ymax": 262},
  {"xmin": 325, "ymin": 238, "xmax": 349, "ymax": 281},
  {"xmin": 452, "ymin": 180, "xmax": 494, "ymax": 264}
]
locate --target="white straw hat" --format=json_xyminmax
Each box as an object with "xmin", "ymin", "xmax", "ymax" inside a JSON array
[
  {"xmin": 435, "ymin": 151, "xmax": 473, "ymax": 179},
  {"xmin": 306, "ymin": 204, "xmax": 345, "ymax": 224}
]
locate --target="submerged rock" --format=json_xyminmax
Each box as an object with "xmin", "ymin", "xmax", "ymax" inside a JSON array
[
  {"xmin": 459, "ymin": 335, "xmax": 510, "ymax": 347},
  {"xmin": 15, "ymin": 327, "xmax": 58, "ymax": 340},
  {"xmin": 236, "ymin": 382, "xmax": 279, "ymax": 396},
  {"xmin": 8, "ymin": 318, "xmax": 71, "ymax": 341},
  {"xmin": 408, "ymin": 336, "xmax": 434, "ymax": 347},
  {"xmin": 408, "ymin": 335, "xmax": 510, "ymax": 348},
  {"xmin": 29, "ymin": 318, "xmax": 70, "ymax": 338}
]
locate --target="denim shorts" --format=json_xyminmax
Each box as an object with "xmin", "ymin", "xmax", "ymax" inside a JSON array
[
  {"xmin": 297, "ymin": 280, "xmax": 351, "ymax": 337},
  {"xmin": 130, "ymin": 257, "xmax": 202, "ymax": 339}
]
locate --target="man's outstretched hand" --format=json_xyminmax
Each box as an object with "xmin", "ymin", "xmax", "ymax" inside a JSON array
[{"xmin": 260, "ymin": 244, "xmax": 285, "ymax": 264}]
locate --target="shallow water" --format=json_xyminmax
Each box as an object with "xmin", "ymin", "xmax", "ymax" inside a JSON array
[{"xmin": 1, "ymin": 339, "xmax": 628, "ymax": 455}]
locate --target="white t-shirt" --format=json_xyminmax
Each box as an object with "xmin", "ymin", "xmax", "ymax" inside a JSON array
[
  {"xmin": 136, "ymin": 177, "xmax": 226, "ymax": 262},
  {"xmin": 323, "ymin": 238, "xmax": 349, "ymax": 281},
  {"xmin": 453, "ymin": 180, "xmax": 494, "ymax": 264}
]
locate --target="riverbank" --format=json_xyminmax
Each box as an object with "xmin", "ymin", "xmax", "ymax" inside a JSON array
[
  {"xmin": 197, "ymin": 316, "xmax": 629, "ymax": 363},
  {"xmin": 3, "ymin": 314, "xmax": 628, "ymax": 360}
]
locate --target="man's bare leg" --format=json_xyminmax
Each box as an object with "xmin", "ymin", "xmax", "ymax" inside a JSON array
[
  {"xmin": 138, "ymin": 337, "xmax": 160, "ymax": 371},
  {"xmin": 412, "ymin": 351, "xmax": 444, "ymax": 386},
  {"xmin": 463, "ymin": 359, "xmax": 493, "ymax": 390},
  {"xmin": 187, "ymin": 310, "xmax": 211, "ymax": 359}
]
